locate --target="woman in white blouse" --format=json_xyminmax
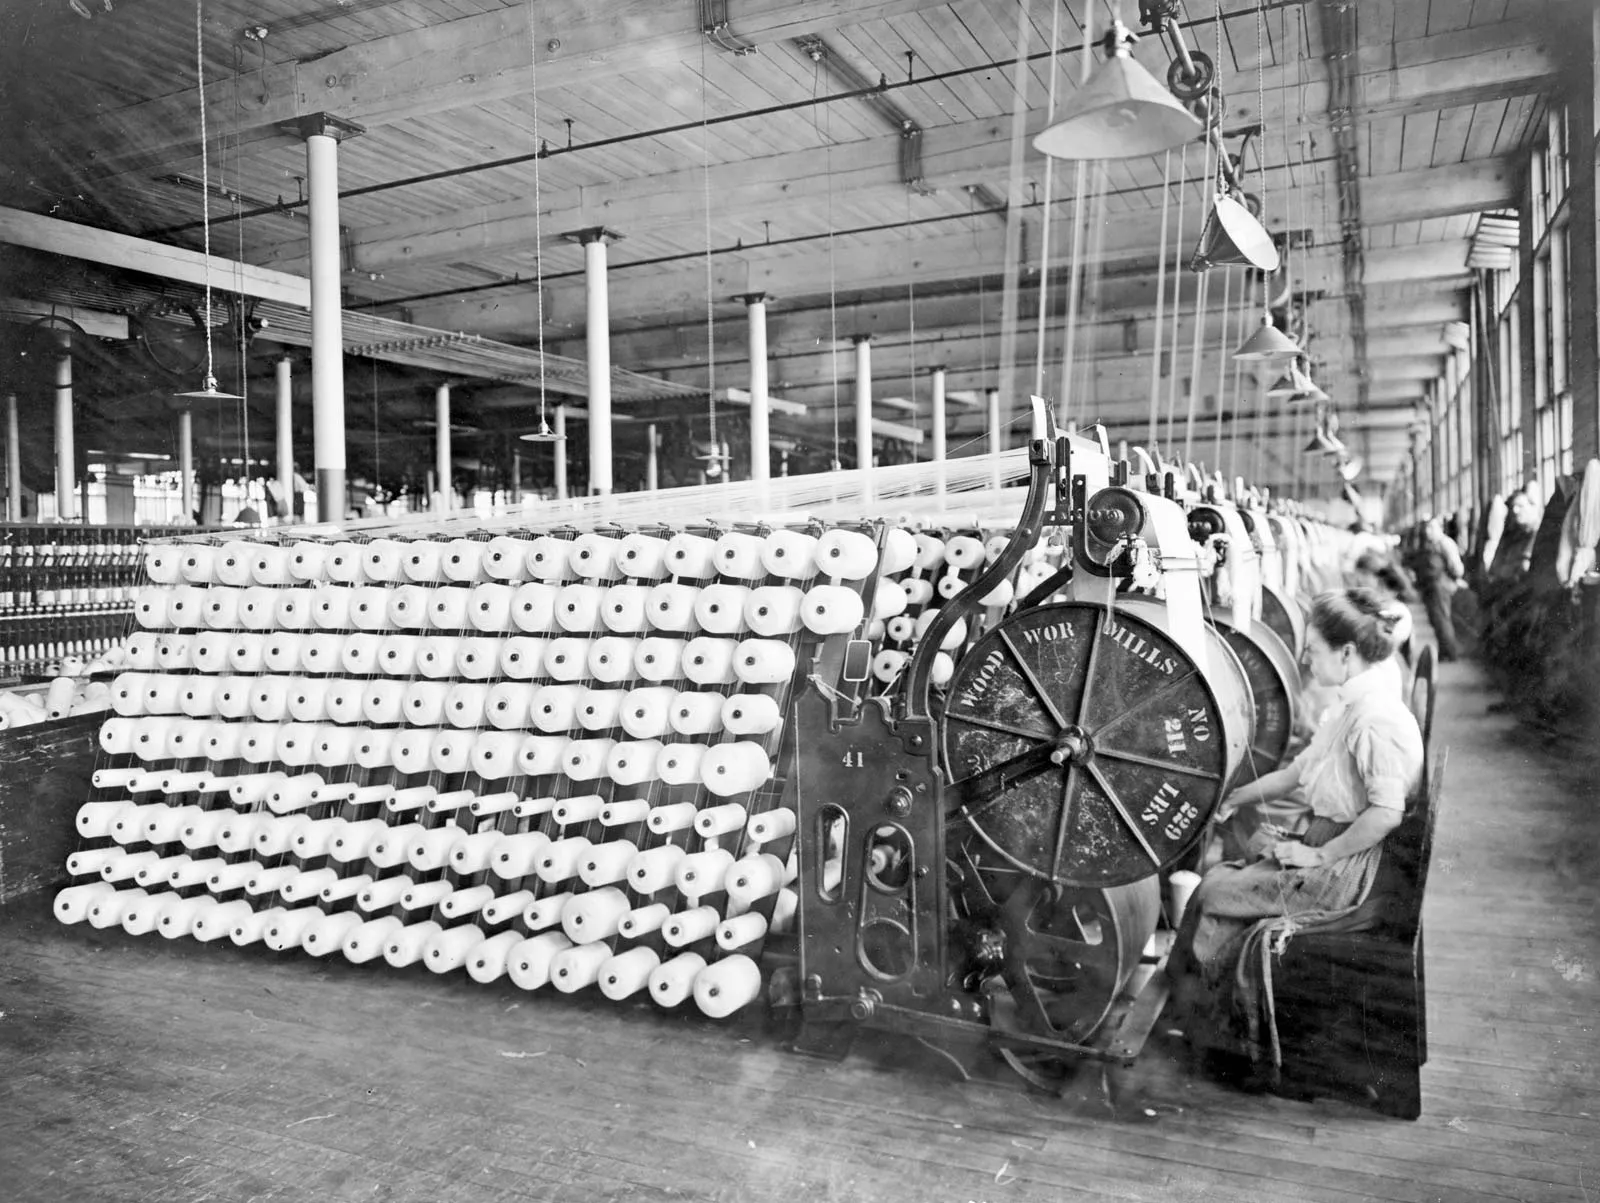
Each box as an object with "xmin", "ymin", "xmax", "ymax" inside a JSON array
[{"xmin": 1170, "ymin": 588, "xmax": 1425, "ymax": 1026}]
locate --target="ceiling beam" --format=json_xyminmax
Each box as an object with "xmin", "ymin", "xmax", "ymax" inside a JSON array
[{"xmin": 0, "ymin": 298, "xmax": 128, "ymax": 340}]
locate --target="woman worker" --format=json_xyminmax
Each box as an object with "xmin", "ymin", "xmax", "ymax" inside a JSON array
[{"xmin": 1170, "ymin": 588, "xmax": 1425, "ymax": 1061}]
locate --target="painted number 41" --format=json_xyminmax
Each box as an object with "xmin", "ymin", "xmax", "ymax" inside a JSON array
[{"xmin": 841, "ymin": 750, "xmax": 865, "ymax": 768}]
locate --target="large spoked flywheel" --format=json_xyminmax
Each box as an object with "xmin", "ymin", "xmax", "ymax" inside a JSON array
[
  {"xmin": 1214, "ymin": 614, "xmax": 1301, "ymax": 787},
  {"xmin": 941, "ymin": 601, "xmax": 1250, "ymax": 889}
]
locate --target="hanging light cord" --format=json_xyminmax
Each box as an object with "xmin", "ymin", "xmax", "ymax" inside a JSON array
[
  {"xmin": 528, "ymin": 0, "xmax": 550, "ymax": 433},
  {"xmin": 1147, "ymin": 150, "xmax": 1172, "ymax": 448},
  {"xmin": 700, "ymin": 37, "xmax": 718, "ymax": 468},
  {"xmin": 1032, "ymin": 0, "xmax": 1061, "ymax": 401},
  {"xmin": 195, "ymin": 0, "xmax": 216, "ymax": 387}
]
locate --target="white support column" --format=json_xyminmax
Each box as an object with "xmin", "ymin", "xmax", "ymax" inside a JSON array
[
  {"xmin": 289, "ymin": 114, "xmax": 362, "ymax": 523},
  {"xmin": 645, "ymin": 423, "xmax": 659, "ymax": 492},
  {"xmin": 741, "ymin": 293, "xmax": 770, "ymax": 487},
  {"xmin": 5, "ymin": 392, "xmax": 20, "ymax": 522},
  {"xmin": 553, "ymin": 405, "xmax": 569, "ymax": 501},
  {"xmin": 54, "ymin": 329, "xmax": 76, "ymax": 520},
  {"xmin": 511, "ymin": 445, "xmax": 523, "ymax": 504},
  {"xmin": 177, "ymin": 407, "xmax": 195, "ymax": 525},
  {"xmin": 567, "ymin": 227, "xmax": 621, "ymax": 496},
  {"xmin": 853, "ymin": 335, "xmax": 873, "ymax": 503},
  {"xmin": 275, "ymin": 356, "xmax": 294, "ymax": 522},
  {"xmin": 930, "ymin": 367, "xmax": 948, "ymax": 498},
  {"xmin": 435, "ymin": 382, "xmax": 453, "ymax": 512},
  {"xmin": 987, "ymin": 386, "xmax": 1002, "ymax": 493}
]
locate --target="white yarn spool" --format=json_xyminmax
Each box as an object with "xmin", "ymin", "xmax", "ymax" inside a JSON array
[
  {"xmin": 124, "ymin": 631, "xmax": 161, "ymax": 670},
  {"xmin": 302, "ymin": 911, "xmax": 365, "ymax": 957},
  {"xmin": 746, "ymin": 806, "xmax": 797, "ymax": 844},
  {"xmin": 154, "ymin": 634, "xmax": 195, "ymax": 672},
  {"xmin": 212, "ymin": 813, "xmax": 263, "ymax": 855},
  {"xmin": 801, "ymin": 585, "xmax": 865, "ymax": 635},
  {"xmin": 455, "ymin": 636, "xmax": 502, "ymax": 681},
  {"xmin": 215, "ymin": 543, "xmax": 257, "ymax": 586},
  {"xmin": 198, "ymin": 586, "xmax": 241, "ymax": 631},
  {"xmin": 668, "ymin": 690, "xmax": 722, "ymax": 736},
  {"xmin": 542, "ymin": 637, "xmax": 589, "ymax": 682},
  {"xmin": 111, "ymin": 672, "xmax": 150, "ymax": 716},
  {"xmin": 562, "ymin": 738, "xmax": 615, "ymax": 781},
  {"xmin": 165, "ymin": 718, "xmax": 210, "ymax": 760},
  {"xmin": 648, "ymin": 951, "xmax": 707, "ymax": 1007},
  {"xmin": 387, "ymin": 584, "xmax": 433, "ymax": 631},
  {"xmin": 871, "ymin": 649, "xmax": 909, "ymax": 685},
  {"xmin": 600, "ymin": 584, "xmax": 650, "ymax": 633},
  {"xmin": 87, "ymin": 885, "xmax": 149, "ymax": 929},
  {"xmin": 121, "ymin": 717, "xmax": 166, "ymax": 762},
  {"xmin": 620, "ymin": 902, "xmax": 671, "ymax": 937},
  {"xmin": 815, "ymin": 528, "xmax": 879, "ymax": 580},
  {"xmin": 902, "ymin": 577, "xmax": 935, "ymax": 607},
  {"xmin": 554, "ymin": 583, "xmax": 604, "ymax": 632},
  {"xmin": 262, "ymin": 632, "xmax": 304, "ymax": 675},
  {"xmin": 484, "ymin": 536, "xmax": 534, "ymax": 582},
  {"xmin": 280, "ymin": 866, "xmax": 338, "ymax": 902},
  {"xmin": 122, "ymin": 890, "xmax": 178, "ymax": 936},
  {"xmin": 76, "ymin": 800, "xmax": 130, "ymax": 840},
  {"xmin": 348, "ymin": 586, "xmax": 392, "ymax": 632},
  {"xmin": 645, "ymin": 582, "xmax": 702, "ymax": 633},
  {"xmin": 701, "ymin": 742, "xmax": 772, "ymax": 797},
  {"xmin": 588, "ymin": 636, "xmax": 640, "ymax": 683},
  {"xmin": 734, "ymin": 638, "xmax": 796, "ymax": 685},
  {"xmin": 935, "ymin": 572, "xmax": 966, "ymax": 601},
  {"xmin": 383, "ymin": 920, "xmax": 444, "ymax": 968},
  {"xmin": 441, "ymin": 538, "xmax": 488, "ymax": 583},
  {"xmin": 236, "ymin": 722, "xmax": 282, "ymax": 765},
  {"xmin": 247, "ymin": 675, "xmax": 291, "ymax": 722},
  {"xmin": 619, "ymin": 686, "xmax": 676, "ymax": 738},
  {"xmin": 362, "ymin": 539, "xmax": 407, "ymax": 583},
  {"xmin": 662, "ymin": 905, "xmax": 721, "ymax": 947},
  {"xmin": 549, "ymin": 942, "xmax": 611, "ymax": 992},
  {"xmin": 943, "ymin": 534, "xmax": 985, "ymax": 569},
  {"xmin": 467, "ymin": 582, "xmax": 517, "ymax": 633},
  {"xmin": 484, "ymin": 682, "xmax": 537, "ymax": 730},
  {"xmin": 289, "ymin": 541, "xmax": 331, "ymax": 582},
  {"xmin": 344, "ymin": 916, "xmax": 405, "ymax": 963},
  {"xmin": 561, "ymin": 886, "xmax": 631, "ymax": 944},
  {"xmin": 275, "ymin": 589, "xmax": 315, "ymax": 631},
  {"xmin": 634, "ymin": 637, "xmax": 686, "ymax": 682},
  {"xmin": 237, "ymin": 585, "xmax": 281, "ymax": 631},
  {"xmin": 428, "ymin": 585, "xmax": 472, "ymax": 630},
  {"xmin": 713, "ymin": 530, "xmax": 767, "ymax": 580},
  {"xmin": 644, "ymin": 804, "xmax": 697, "ymax": 837},
  {"xmin": 695, "ymin": 802, "xmax": 747, "ymax": 839},
  {"xmin": 166, "ymin": 584, "xmax": 208, "ymax": 628},
  {"xmin": 882, "ymin": 527, "xmax": 919, "ymax": 574},
  {"xmin": 490, "ymin": 831, "xmax": 550, "ymax": 880},
  {"xmin": 449, "ymin": 830, "xmax": 504, "ymax": 874},
  {"xmin": 527, "ymin": 536, "xmax": 573, "ymax": 583},
  {"xmin": 656, "ymin": 743, "xmax": 706, "ymax": 787},
  {"xmin": 598, "ymin": 946, "xmax": 661, "ymax": 1000},
  {"xmin": 515, "ymin": 734, "xmax": 568, "ymax": 777},
  {"xmin": 390, "ymin": 728, "xmax": 438, "ymax": 775},
  {"xmin": 133, "ymin": 587, "xmax": 172, "ymax": 630},
  {"xmin": 525, "ymin": 890, "xmax": 575, "ymax": 929},
  {"xmin": 694, "ymin": 584, "xmax": 750, "ymax": 635},
  {"xmin": 145, "ymin": 545, "xmax": 184, "ymax": 584},
  {"xmin": 195, "ymin": 899, "xmax": 254, "ymax": 942},
  {"xmin": 400, "ymin": 540, "xmax": 446, "ymax": 583},
  {"xmin": 665, "ymin": 532, "xmax": 717, "ymax": 578},
  {"xmin": 507, "ymin": 931, "xmax": 574, "ymax": 989},
  {"xmin": 353, "ymin": 727, "xmax": 399, "ymax": 770},
  {"xmin": 357, "ymin": 872, "xmax": 416, "ymax": 905},
  {"xmin": 444, "ymin": 682, "xmax": 490, "ymax": 728},
  {"xmin": 760, "ymin": 529, "xmax": 819, "ymax": 580},
  {"xmin": 429, "ymin": 729, "xmax": 475, "ymax": 775},
  {"xmin": 143, "ymin": 804, "xmax": 194, "ymax": 845},
  {"xmin": 984, "ymin": 534, "xmax": 1010, "ymax": 563},
  {"xmin": 310, "ymin": 584, "xmax": 354, "ymax": 631},
  {"xmin": 466, "ymin": 930, "xmax": 526, "ymax": 984},
  {"xmin": 575, "ymin": 687, "xmax": 625, "ymax": 731},
  {"xmin": 600, "ymin": 797, "xmax": 650, "ymax": 826},
  {"xmin": 371, "ymin": 633, "xmax": 418, "ymax": 677},
  {"xmin": 912, "ymin": 609, "xmax": 967, "ymax": 650},
  {"xmin": 873, "ymin": 580, "xmax": 909, "ymax": 620},
  {"xmin": 694, "ymin": 954, "xmax": 763, "ymax": 1018},
  {"xmin": 58, "ymin": 881, "xmax": 117, "ymax": 927},
  {"xmin": 929, "ymin": 652, "xmax": 955, "ymax": 686},
  {"xmin": 675, "ymin": 848, "xmax": 735, "ymax": 897},
  {"xmin": 744, "ymin": 585, "xmax": 805, "ymax": 636},
  {"xmin": 911, "ymin": 532, "xmax": 946, "ymax": 571},
  {"xmin": 885, "ymin": 615, "xmax": 916, "ymax": 643},
  {"xmin": 606, "ymin": 740, "xmax": 662, "ymax": 786},
  {"xmin": 725, "ymin": 852, "xmax": 790, "ymax": 907},
  {"xmin": 227, "ymin": 903, "xmax": 283, "ymax": 946},
  {"xmin": 617, "ymin": 532, "xmax": 670, "ymax": 580},
  {"xmin": 331, "ymin": 818, "xmax": 390, "ymax": 863},
  {"xmin": 400, "ymin": 878, "xmax": 455, "ymax": 910},
  {"xmin": 188, "ymin": 632, "xmax": 231, "ymax": 675},
  {"xmin": 318, "ymin": 679, "xmax": 361, "ymax": 725},
  {"xmin": 362, "ymin": 678, "xmax": 409, "ymax": 726},
  {"xmin": 413, "ymin": 634, "xmax": 461, "ymax": 679},
  {"xmin": 424, "ymin": 924, "xmax": 486, "ymax": 973},
  {"xmin": 682, "ymin": 637, "xmax": 738, "ymax": 685},
  {"xmin": 1167, "ymin": 869, "xmax": 1202, "ymax": 927},
  {"xmin": 157, "ymin": 894, "xmax": 219, "ymax": 941},
  {"xmin": 571, "ymin": 532, "xmax": 624, "ymax": 581},
  {"xmin": 531, "ymin": 683, "xmax": 583, "ymax": 733},
  {"xmin": 499, "ymin": 636, "xmax": 550, "ymax": 681}
]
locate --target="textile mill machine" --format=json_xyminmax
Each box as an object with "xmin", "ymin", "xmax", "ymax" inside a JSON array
[{"xmin": 53, "ymin": 402, "xmax": 1333, "ymax": 1090}]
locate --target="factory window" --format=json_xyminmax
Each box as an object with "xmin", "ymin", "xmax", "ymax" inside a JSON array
[
  {"xmin": 1497, "ymin": 295, "xmax": 1523, "ymax": 497},
  {"xmin": 1529, "ymin": 104, "xmax": 1573, "ymax": 501}
]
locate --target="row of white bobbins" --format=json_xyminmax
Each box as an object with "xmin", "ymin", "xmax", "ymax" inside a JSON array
[
  {"xmin": 145, "ymin": 525, "xmax": 906, "ymax": 590},
  {"xmin": 130, "ymin": 578, "xmax": 890, "ymax": 639},
  {"xmin": 99, "ymin": 714, "xmax": 777, "ymax": 793},
  {"xmin": 57, "ymin": 876, "xmax": 771, "ymax": 1016},
  {"xmin": 115, "ymin": 629, "xmax": 807, "ymax": 686},
  {"xmin": 112, "ymin": 673, "xmax": 785, "ymax": 739}
]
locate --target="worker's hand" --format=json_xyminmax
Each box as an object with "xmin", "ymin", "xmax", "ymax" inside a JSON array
[
  {"xmin": 1214, "ymin": 788, "xmax": 1251, "ymax": 822},
  {"xmin": 1273, "ymin": 840, "xmax": 1326, "ymax": 869}
]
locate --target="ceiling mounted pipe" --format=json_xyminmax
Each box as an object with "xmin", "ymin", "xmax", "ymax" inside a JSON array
[
  {"xmin": 1033, "ymin": 21, "xmax": 1203, "ymax": 161},
  {"xmin": 1190, "ymin": 193, "xmax": 1280, "ymax": 273}
]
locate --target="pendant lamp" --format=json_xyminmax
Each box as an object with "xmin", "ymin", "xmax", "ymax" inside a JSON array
[
  {"xmin": 175, "ymin": 0, "xmax": 242, "ymax": 404},
  {"xmin": 1234, "ymin": 314, "xmax": 1300, "ymax": 363},
  {"xmin": 1338, "ymin": 455, "xmax": 1364, "ymax": 482},
  {"xmin": 519, "ymin": 417, "xmax": 565, "ymax": 443},
  {"xmin": 1191, "ymin": 191, "xmax": 1280, "ymax": 273},
  {"xmin": 1033, "ymin": 21, "xmax": 1203, "ymax": 161}
]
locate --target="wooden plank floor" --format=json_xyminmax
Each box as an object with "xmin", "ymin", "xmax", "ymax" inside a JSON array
[{"xmin": 1, "ymin": 660, "xmax": 1597, "ymax": 1203}]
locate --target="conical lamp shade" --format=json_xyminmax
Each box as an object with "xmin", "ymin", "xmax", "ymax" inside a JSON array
[
  {"xmin": 1265, "ymin": 369, "xmax": 1301, "ymax": 399},
  {"xmin": 174, "ymin": 374, "xmax": 243, "ymax": 402},
  {"xmin": 519, "ymin": 419, "xmax": 565, "ymax": 443},
  {"xmin": 1033, "ymin": 26, "xmax": 1203, "ymax": 161},
  {"xmin": 1303, "ymin": 427, "xmax": 1343, "ymax": 456},
  {"xmin": 1234, "ymin": 315, "xmax": 1300, "ymax": 362},
  {"xmin": 1190, "ymin": 193, "xmax": 1281, "ymax": 272},
  {"xmin": 1297, "ymin": 367, "xmax": 1330, "ymax": 403},
  {"xmin": 1339, "ymin": 455, "xmax": 1364, "ymax": 481}
]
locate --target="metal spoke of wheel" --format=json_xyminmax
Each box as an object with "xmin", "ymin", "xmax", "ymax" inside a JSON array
[{"xmin": 1083, "ymin": 760, "xmax": 1162, "ymax": 871}]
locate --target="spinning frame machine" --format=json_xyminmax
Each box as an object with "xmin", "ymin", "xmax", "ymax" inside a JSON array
[{"xmin": 51, "ymin": 399, "xmax": 1350, "ymax": 1089}]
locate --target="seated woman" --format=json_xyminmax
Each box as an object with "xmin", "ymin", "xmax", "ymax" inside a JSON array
[{"xmin": 1170, "ymin": 587, "xmax": 1425, "ymax": 1068}]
